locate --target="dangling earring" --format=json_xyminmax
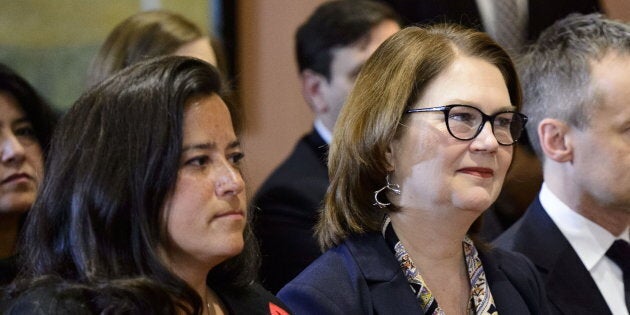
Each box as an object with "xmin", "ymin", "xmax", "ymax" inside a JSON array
[{"xmin": 373, "ymin": 174, "xmax": 401, "ymax": 208}]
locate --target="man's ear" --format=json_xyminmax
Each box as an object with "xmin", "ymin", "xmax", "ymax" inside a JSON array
[
  {"xmin": 539, "ymin": 118, "xmax": 573, "ymax": 163},
  {"xmin": 301, "ymin": 69, "xmax": 329, "ymax": 114}
]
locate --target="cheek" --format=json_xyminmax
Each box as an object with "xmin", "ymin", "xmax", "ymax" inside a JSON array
[
  {"xmin": 330, "ymin": 79, "xmax": 353, "ymax": 105},
  {"xmin": 166, "ymin": 177, "xmax": 213, "ymax": 228},
  {"xmin": 26, "ymin": 145, "xmax": 44, "ymax": 181},
  {"xmin": 497, "ymin": 147, "xmax": 514, "ymax": 177}
]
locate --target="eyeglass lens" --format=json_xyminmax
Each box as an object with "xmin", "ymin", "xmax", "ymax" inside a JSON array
[{"xmin": 446, "ymin": 106, "xmax": 524, "ymax": 145}]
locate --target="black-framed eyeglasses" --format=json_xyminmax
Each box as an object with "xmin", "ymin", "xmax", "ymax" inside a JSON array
[{"xmin": 404, "ymin": 104, "xmax": 528, "ymax": 146}]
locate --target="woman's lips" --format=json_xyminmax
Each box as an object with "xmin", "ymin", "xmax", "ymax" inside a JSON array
[
  {"xmin": 0, "ymin": 173, "xmax": 33, "ymax": 185},
  {"xmin": 212, "ymin": 209, "xmax": 245, "ymax": 220},
  {"xmin": 458, "ymin": 167, "xmax": 494, "ymax": 178}
]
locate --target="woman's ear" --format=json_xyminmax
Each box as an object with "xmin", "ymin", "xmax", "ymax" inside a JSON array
[
  {"xmin": 384, "ymin": 141, "xmax": 397, "ymax": 172},
  {"xmin": 538, "ymin": 118, "xmax": 573, "ymax": 163}
]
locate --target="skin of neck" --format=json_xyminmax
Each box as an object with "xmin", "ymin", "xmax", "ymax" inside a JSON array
[
  {"xmin": 0, "ymin": 212, "xmax": 21, "ymax": 259},
  {"xmin": 388, "ymin": 206, "xmax": 479, "ymax": 264},
  {"xmin": 545, "ymin": 163, "xmax": 630, "ymax": 236},
  {"xmin": 389, "ymin": 207, "xmax": 475, "ymax": 315}
]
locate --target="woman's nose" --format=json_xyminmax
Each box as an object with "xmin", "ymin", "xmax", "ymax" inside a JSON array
[
  {"xmin": 214, "ymin": 162, "xmax": 245, "ymax": 197},
  {"xmin": 0, "ymin": 133, "xmax": 27, "ymax": 165},
  {"xmin": 471, "ymin": 122, "xmax": 499, "ymax": 152}
]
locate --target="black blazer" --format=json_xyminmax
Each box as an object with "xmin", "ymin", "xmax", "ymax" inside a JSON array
[
  {"xmin": 379, "ymin": 0, "xmax": 601, "ymax": 42},
  {"xmin": 252, "ymin": 130, "xmax": 329, "ymax": 293},
  {"xmin": 495, "ymin": 198, "xmax": 613, "ymax": 314},
  {"xmin": 278, "ymin": 232, "xmax": 550, "ymax": 314}
]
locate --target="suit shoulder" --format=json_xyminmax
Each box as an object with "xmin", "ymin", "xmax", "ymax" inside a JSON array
[{"xmin": 277, "ymin": 244, "xmax": 366, "ymax": 314}]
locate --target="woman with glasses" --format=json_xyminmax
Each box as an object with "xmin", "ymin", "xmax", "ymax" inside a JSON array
[{"xmin": 278, "ymin": 25, "xmax": 549, "ymax": 314}]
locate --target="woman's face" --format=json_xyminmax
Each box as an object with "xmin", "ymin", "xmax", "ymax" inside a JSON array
[
  {"xmin": 161, "ymin": 94, "xmax": 246, "ymax": 272},
  {"xmin": 0, "ymin": 92, "xmax": 43, "ymax": 214},
  {"xmin": 386, "ymin": 55, "xmax": 514, "ymax": 213}
]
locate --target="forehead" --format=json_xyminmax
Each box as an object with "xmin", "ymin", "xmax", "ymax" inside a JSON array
[
  {"xmin": 0, "ymin": 91, "xmax": 25, "ymax": 121},
  {"xmin": 414, "ymin": 55, "xmax": 511, "ymax": 112},
  {"xmin": 182, "ymin": 94, "xmax": 235, "ymax": 144},
  {"xmin": 590, "ymin": 52, "xmax": 630, "ymax": 117}
]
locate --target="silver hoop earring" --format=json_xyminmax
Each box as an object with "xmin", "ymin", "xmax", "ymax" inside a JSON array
[{"xmin": 373, "ymin": 174, "xmax": 401, "ymax": 208}]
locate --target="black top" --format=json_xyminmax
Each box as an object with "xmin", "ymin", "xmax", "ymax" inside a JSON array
[
  {"xmin": 1, "ymin": 281, "xmax": 292, "ymax": 315},
  {"xmin": 0, "ymin": 256, "xmax": 17, "ymax": 286}
]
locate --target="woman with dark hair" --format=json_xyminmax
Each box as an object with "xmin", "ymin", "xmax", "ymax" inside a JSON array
[
  {"xmin": 2, "ymin": 56, "xmax": 289, "ymax": 315},
  {"xmin": 0, "ymin": 63, "xmax": 57, "ymax": 285},
  {"xmin": 278, "ymin": 25, "xmax": 549, "ymax": 314}
]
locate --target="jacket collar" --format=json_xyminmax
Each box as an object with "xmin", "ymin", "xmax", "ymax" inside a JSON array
[{"xmin": 513, "ymin": 200, "xmax": 612, "ymax": 314}]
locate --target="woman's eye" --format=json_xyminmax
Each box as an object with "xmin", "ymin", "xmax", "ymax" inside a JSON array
[
  {"xmin": 186, "ymin": 156, "xmax": 210, "ymax": 167},
  {"xmin": 449, "ymin": 112, "xmax": 474, "ymax": 122},
  {"xmin": 15, "ymin": 126, "xmax": 37, "ymax": 139},
  {"xmin": 229, "ymin": 152, "xmax": 244, "ymax": 165},
  {"xmin": 496, "ymin": 117, "xmax": 513, "ymax": 127}
]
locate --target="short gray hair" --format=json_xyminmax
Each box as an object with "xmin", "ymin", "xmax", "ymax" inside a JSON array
[{"xmin": 518, "ymin": 13, "xmax": 630, "ymax": 159}]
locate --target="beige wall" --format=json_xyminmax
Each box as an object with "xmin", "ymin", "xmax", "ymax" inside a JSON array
[
  {"xmin": 238, "ymin": 1, "xmax": 326, "ymax": 197},
  {"xmin": 602, "ymin": 0, "xmax": 630, "ymax": 20}
]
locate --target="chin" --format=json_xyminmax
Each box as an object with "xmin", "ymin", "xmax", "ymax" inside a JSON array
[
  {"xmin": 453, "ymin": 191, "xmax": 496, "ymax": 212},
  {"xmin": 219, "ymin": 236, "xmax": 246, "ymax": 257},
  {"xmin": 0, "ymin": 197, "xmax": 34, "ymax": 214}
]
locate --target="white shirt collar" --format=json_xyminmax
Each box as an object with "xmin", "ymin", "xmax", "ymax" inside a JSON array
[
  {"xmin": 314, "ymin": 119, "xmax": 332, "ymax": 145},
  {"xmin": 539, "ymin": 183, "xmax": 629, "ymax": 270}
]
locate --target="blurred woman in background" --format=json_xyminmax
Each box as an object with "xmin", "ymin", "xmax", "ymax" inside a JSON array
[
  {"xmin": 0, "ymin": 63, "xmax": 57, "ymax": 285},
  {"xmin": 87, "ymin": 10, "xmax": 225, "ymax": 87}
]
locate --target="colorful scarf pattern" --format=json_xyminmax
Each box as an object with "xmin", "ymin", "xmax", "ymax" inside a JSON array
[{"xmin": 382, "ymin": 216, "xmax": 498, "ymax": 315}]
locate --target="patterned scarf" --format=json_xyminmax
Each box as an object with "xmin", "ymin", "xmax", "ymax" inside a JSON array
[{"xmin": 382, "ymin": 216, "xmax": 498, "ymax": 315}]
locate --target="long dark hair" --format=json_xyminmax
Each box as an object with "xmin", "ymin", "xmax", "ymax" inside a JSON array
[{"xmin": 7, "ymin": 56, "xmax": 257, "ymax": 314}]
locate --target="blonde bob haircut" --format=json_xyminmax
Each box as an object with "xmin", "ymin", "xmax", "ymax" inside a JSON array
[{"xmin": 317, "ymin": 24, "xmax": 522, "ymax": 250}]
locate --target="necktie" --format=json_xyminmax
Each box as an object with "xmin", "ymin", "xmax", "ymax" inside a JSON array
[
  {"xmin": 606, "ymin": 239, "xmax": 630, "ymax": 313},
  {"xmin": 494, "ymin": 0, "xmax": 526, "ymax": 55}
]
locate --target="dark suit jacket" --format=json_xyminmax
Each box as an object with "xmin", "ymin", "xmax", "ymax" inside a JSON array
[
  {"xmin": 494, "ymin": 198, "xmax": 613, "ymax": 314},
  {"xmin": 380, "ymin": 0, "xmax": 601, "ymax": 42},
  {"xmin": 278, "ymin": 232, "xmax": 550, "ymax": 315},
  {"xmin": 252, "ymin": 130, "xmax": 329, "ymax": 293}
]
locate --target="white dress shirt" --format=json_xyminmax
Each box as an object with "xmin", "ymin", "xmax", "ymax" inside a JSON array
[
  {"xmin": 540, "ymin": 183, "xmax": 629, "ymax": 315},
  {"xmin": 314, "ymin": 118, "xmax": 332, "ymax": 145}
]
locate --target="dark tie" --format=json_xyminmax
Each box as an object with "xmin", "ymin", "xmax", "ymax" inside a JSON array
[
  {"xmin": 606, "ymin": 239, "xmax": 630, "ymax": 313},
  {"xmin": 494, "ymin": 0, "xmax": 526, "ymax": 55}
]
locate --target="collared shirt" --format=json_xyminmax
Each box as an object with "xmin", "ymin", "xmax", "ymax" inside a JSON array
[
  {"xmin": 313, "ymin": 119, "xmax": 332, "ymax": 145},
  {"xmin": 540, "ymin": 183, "xmax": 629, "ymax": 315}
]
